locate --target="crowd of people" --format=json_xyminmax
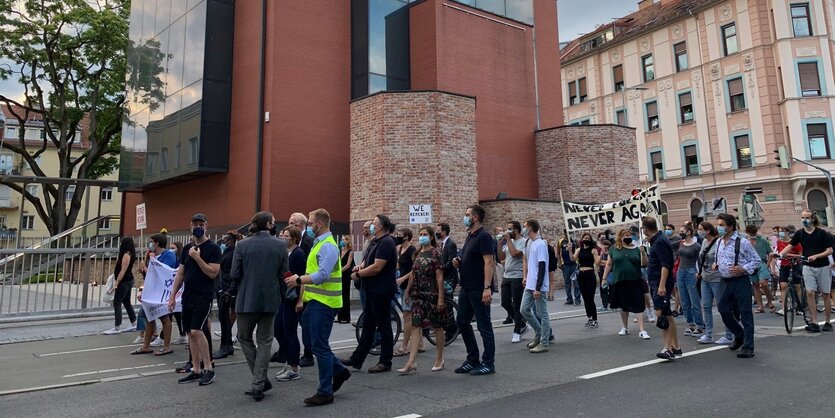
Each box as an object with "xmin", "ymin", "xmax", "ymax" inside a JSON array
[{"xmin": 100, "ymin": 204, "xmax": 835, "ymax": 406}]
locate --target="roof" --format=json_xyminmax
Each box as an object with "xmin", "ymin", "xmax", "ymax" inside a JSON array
[
  {"xmin": 560, "ymin": 0, "xmax": 721, "ymax": 64},
  {"xmin": 1, "ymin": 103, "xmax": 91, "ymax": 149}
]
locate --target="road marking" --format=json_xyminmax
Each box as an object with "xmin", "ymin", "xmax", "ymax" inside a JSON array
[
  {"xmin": 36, "ymin": 344, "xmax": 137, "ymax": 357},
  {"xmin": 393, "ymin": 414, "xmax": 422, "ymax": 418},
  {"xmin": 577, "ymin": 345, "xmax": 727, "ymax": 380},
  {"xmin": 62, "ymin": 363, "xmax": 169, "ymax": 378}
]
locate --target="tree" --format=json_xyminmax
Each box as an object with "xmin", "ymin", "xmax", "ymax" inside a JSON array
[{"xmin": 0, "ymin": 0, "xmax": 164, "ymax": 236}]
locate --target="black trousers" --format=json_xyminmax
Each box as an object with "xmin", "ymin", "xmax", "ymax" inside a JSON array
[
  {"xmin": 577, "ymin": 270, "xmax": 598, "ymax": 320},
  {"xmin": 500, "ymin": 278, "xmax": 526, "ymax": 333},
  {"xmin": 351, "ymin": 292, "xmax": 394, "ymax": 368},
  {"xmin": 338, "ymin": 274, "xmax": 352, "ymax": 322},
  {"xmin": 217, "ymin": 291, "xmax": 234, "ymax": 347},
  {"xmin": 112, "ymin": 280, "xmax": 136, "ymax": 327}
]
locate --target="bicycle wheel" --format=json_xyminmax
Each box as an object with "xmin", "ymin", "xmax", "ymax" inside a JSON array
[
  {"xmin": 423, "ymin": 301, "xmax": 460, "ymax": 347},
  {"xmin": 784, "ymin": 288, "xmax": 795, "ymax": 333},
  {"xmin": 391, "ymin": 307, "xmax": 403, "ymax": 345},
  {"xmin": 355, "ymin": 312, "xmax": 365, "ymax": 343}
]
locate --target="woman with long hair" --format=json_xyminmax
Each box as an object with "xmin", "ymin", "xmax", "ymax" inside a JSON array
[
  {"xmin": 395, "ymin": 228, "xmax": 418, "ymax": 356},
  {"xmin": 274, "ymin": 227, "xmax": 305, "ymax": 382},
  {"xmin": 398, "ymin": 226, "xmax": 449, "ymax": 374},
  {"xmin": 572, "ymin": 232, "xmax": 601, "ymax": 328},
  {"xmin": 104, "ymin": 237, "xmax": 138, "ymax": 335},
  {"xmin": 603, "ymin": 229, "xmax": 650, "ymax": 339},
  {"xmin": 338, "ymin": 236, "xmax": 355, "ymax": 323},
  {"xmin": 696, "ymin": 221, "xmax": 734, "ymax": 345},
  {"xmin": 677, "ymin": 224, "xmax": 704, "ymax": 336}
]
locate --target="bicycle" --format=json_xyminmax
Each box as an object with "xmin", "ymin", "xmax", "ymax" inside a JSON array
[
  {"xmin": 355, "ymin": 293, "xmax": 460, "ymax": 350},
  {"xmin": 777, "ymin": 255, "xmax": 812, "ymax": 334},
  {"xmin": 422, "ymin": 297, "xmax": 460, "ymax": 347}
]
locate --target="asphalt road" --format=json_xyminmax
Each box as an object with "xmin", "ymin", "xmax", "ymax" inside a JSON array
[{"xmin": 1, "ymin": 297, "xmax": 832, "ymax": 418}]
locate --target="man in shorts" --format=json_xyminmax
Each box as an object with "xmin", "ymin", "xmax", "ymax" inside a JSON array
[
  {"xmin": 643, "ymin": 217, "xmax": 680, "ymax": 360},
  {"xmin": 168, "ymin": 213, "xmax": 222, "ymax": 385},
  {"xmin": 779, "ymin": 210, "xmax": 833, "ymax": 332}
]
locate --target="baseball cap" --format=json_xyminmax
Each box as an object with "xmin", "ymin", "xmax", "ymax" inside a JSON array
[{"xmin": 192, "ymin": 213, "xmax": 208, "ymax": 223}]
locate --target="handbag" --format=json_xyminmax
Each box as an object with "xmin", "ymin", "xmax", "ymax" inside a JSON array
[{"xmin": 101, "ymin": 274, "xmax": 115, "ymax": 304}]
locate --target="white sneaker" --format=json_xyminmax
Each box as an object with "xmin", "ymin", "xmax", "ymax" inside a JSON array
[
  {"xmin": 232, "ymin": 336, "xmax": 238, "ymax": 343},
  {"xmin": 213, "ymin": 330, "xmax": 222, "ymax": 337},
  {"xmin": 172, "ymin": 335, "xmax": 188, "ymax": 345},
  {"xmin": 150, "ymin": 336, "xmax": 164, "ymax": 347},
  {"xmin": 102, "ymin": 326, "xmax": 122, "ymax": 335},
  {"xmin": 646, "ymin": 311, "xmax": 657, "ymax": 322},
  {"xmin": 633, "ymin": 318, "xmax": 638, "ymax": 323},
  {"xmin": 715, "ymin": 336, "xmax": 734, "ymax": 345},
  {"xmin": 638, "ymin": 331, "xmax": 651, "ymax": 340},
  {"xmin": 519, "ymin": 325, "xmax": 528, "ymax": 336},
  {"xmin": 697, "ymin": 335, "xmax": 714, "ymax": 344},
  {"xmin": 511, "ymin": 333, "xmax": 521, "ymax": 343},
  {"xmin": 618, "ymin": 327, "xmax": 628, "ymax": 336},
  {"xmin": 131, "ymin": 335, "xmax": 144, "ymax": 344},
  {"xmin": 123, "ymin": 323, "xmax": 137, "ymax": 332}
]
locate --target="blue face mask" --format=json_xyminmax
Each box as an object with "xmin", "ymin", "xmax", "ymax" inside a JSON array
[
  {"xmin": 148, "ymin": 242, "xmax": 155, "ymax": 250},
  {"xmin": 192, "ymin": 227, "xmax": 205, "ymax": 238},
  {"xmin": 802, "ymin": 219, "xmax": 812, "ymax": 228},
  {"xmin": 220, "ymin": 243, "xmax": 227, "ymax": 253},
  {"xmin": 419, "ymin": 236, "xmax": 431, "ymax": 246},
  {"xmin": 369, "ymin": 224, "xmax": 376, "ymax": 235},
  {"xmin": 697, "ymin": 231, "xmax": 706, "ymax": 238},
  {"xmin": 717, "ymin": 226, "xmax": 727, "ymax": 236},
  {"xmin": 632, "ymin": 235, "xmax": 639, "ymax": 242},
  {"xmin": 339, "ymin": 240, "xmax": 346, "ymax": 248},
  {"xmin": 463, "ymin": 216, "xmax": 472, "ymax": 227},
  {"xmin": 664, "ymin": 230, "xmax": 673, "ymax": 236},
  {"xmin": 778, "ymin": 231, "xmax": 786, "ymax": 238},
  {"xmin": 305, "ymin": 226, "xmax": 315, "ymax": 238}
]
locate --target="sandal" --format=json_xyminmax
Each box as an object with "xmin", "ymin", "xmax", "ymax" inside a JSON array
[
  {"xmin": 130, "ymin": 348, "xmax": 153, "ymax": 355},
  {"xmin": 754, "ymin": 307, "xmax": 765, "ymax": 313},
  {"xmin": 154, "ymin": 348, "xmax": 174, "ymax": 356},
  {"xmin": 393, "ymin": 349, "xmax": 408, "ymax": 357},
  {"xmin": 768, "ymin": 304, "xmax": 777, "ymax": 314}
]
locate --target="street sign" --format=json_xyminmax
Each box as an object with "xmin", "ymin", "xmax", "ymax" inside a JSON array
[
  {"xmin": 136, "ymin": 203, "xmax": 147, "ymax": 230},
  {"xmin": 764, "ymin": 195, "xmax": 777, "ymax": 202},
  {"xmin": 409, "ymin": 204, "xmax": 432, "ymax": 224},
  {"xmin": 710, "ymin": 197, "xmax": 726, "ymax": 215}
]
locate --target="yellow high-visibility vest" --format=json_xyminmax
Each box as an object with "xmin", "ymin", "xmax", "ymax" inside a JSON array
[{"xmin": 302, "ymin": 235, "xmax": 343, "ymax": 308}]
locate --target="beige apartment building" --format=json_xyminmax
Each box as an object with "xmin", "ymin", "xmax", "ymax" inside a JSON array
[
  {"xmin": 561, "ymin": 0, "xmax": 835, "ymax": 230},
  {"xmin": 0, "ymin": 104, "xmax": 122, "ymax": 240}
]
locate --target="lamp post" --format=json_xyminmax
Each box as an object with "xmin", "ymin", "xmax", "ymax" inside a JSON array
[{"xmin": 620, "ymin": 86, "xmax": 648, "ymax": 128}]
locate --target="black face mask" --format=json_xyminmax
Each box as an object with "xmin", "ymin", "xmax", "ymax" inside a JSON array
[
  {"xmin": 679, "ymin": 233, "xmax": 687, "ymax": 240},
  {"xmin": 394, "ymin": 236, "xmax": 405, "ymax": 246},
  {"xmin": 583, "ymin": 240, "xmax": 593, "ymax": 247},
  {"xmin": 435, "ymin": 233, "xmax": 442, "ymax": 239},
  {"xmin": 623, "ymin": 237, "xmax": 633, "ymax": 245}
]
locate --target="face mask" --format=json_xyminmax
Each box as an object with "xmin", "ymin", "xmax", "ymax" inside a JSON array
[
  {"xmin": 435, "ymin": 232, "xmax": 442, "ymax": 239},
  {"xmin": 192, "ymin": 227, "xmax": 205, "ymax": 238},
  {"xmin": 394, "ymin": 236, "xmax": 405, "ymax": 246},
  {"xmin": 306, "ymin": 226, "xmax": 315, "ymax": 238},
  {"xmin": 419, "ymin": 236, "xmax": 431, "ymax": 246},
  {"xmin": 778, "ymin": 231, "xmax": 786, "ymax": 238},
  {"xmin": 507, "ymin": 229, "xmax": 513, "ymax": 235},
  {"xmin": 369, "ymin": 224, "xmax": 377, "ymax": 235},
  {"xmin": 220, "ymin": 243, "xmax": 227, "ymax": 253},
  {"xmin": 632, "ymin": 235, "xmax": 639, "ymax": 242},
  {"xmin": 148, "ymin": 242, "xmax": 155, "ymax": 250},
  {"xmin": 495, "ymin": 234, "xmax": 503, "ymax": 241},
  {"xmin": 697, "ymin": 231, "xmax": 706, "ymax": 238},
  {"xmin": 463, "ymin": 216, "xmax": 472, "ymax": 227},
  {"xmin": 802, "ymin": 219, "xmax": 812, "ymax": 228},
  {"xmin": 748, "ymin": 235, "xmax": 757, "ymax": 240},
  {"xmin": 521, "ymin": 227, "xmax": 529, "ymax": 236},
  {"xmin": 623, "ymin": 237, "xmax": 633, "ymax": 245},
  {"xmin": 339, "ymin": 240, "xmax": 346, "ymax": 248},
  {"xmin": 583, "ymin": 239, "xmax": 593, "ymax": 247},
  {"xmin": 717, "ymin": 226, "xmax": 727, "ymax": 236},
  {"xmin": 679, "ymin": 233, "xmax": 687, "ymax": 240},
  {"xmin": 664, "ymin": 230, "xmax": 672, "ymax": 236}
]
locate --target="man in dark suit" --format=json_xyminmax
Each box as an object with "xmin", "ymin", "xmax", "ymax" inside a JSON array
[
  {"xmin": 436, "ymin": 223, "xmax": 459, "ymax": 294},
  {"xmin": 228, "ymin": 211, "xmax": 288, "ymax": 401},
  {"xmin": 287, "ymin": 212, "xmax": 315, "ymax": 367}
]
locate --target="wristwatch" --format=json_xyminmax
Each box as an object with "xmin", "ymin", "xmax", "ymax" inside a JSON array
[
  {"xmin": 484, "ymin": 285, "xmax": 491, "ymax": 290},
  {"xmin": 296, "ymin": 277, "xmax": 302, "ymax": 285}
]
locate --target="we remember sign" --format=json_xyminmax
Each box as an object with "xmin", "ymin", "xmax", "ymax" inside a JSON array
[
  {"xmin": 409, "ymin": 204, "xmax": 432, "ymax": 224},
  {"xmin": 141, "ymin": 257, "xmax": 181, "ymax": 321},
  {"xmin": 562, "ymin": 186, "xmax": 662, "ymax": 232}
]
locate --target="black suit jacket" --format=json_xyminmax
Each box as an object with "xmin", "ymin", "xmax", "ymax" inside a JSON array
[
  {"xmin": 440, "ymin": 237, "xmax": 459, "ymax": 290},
  {"xmin": 300, "ymin": 233, "xmax": 314, "ymax": 257}
]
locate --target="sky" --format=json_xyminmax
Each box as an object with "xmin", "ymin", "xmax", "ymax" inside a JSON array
[{"xmin": 558, "ymin": 0, "xmax": 639, "ymax": 43}]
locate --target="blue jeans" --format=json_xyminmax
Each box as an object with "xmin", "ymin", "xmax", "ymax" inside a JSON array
[
  {"xmin": 456, "ymin": 288, "xmax": 495, "ymax": 367},
  {"xmin": 301, "ymin": 300, "xmax": 347, "ymax": 396},
  {"xmin": 521, "ymin": 289, "xmax": 551, "ymax": 345},
  {"xmin": 560, "ymin": 264, "xmax": 581, "ymax": 302},
  {"xmin": 718, "ymin": 277, "xmax": 755, "ymax": 351},
  {"xmin": 701, "ymin": 280, "xmax": 733, "ymax": 340},
  {"xmin": 677, "ymin": 267, "xmax": 704, "ymax": 328}
]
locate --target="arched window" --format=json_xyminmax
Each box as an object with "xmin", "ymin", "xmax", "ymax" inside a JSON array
[
  {"xmin": 659, "ymin": 201, "xmax": 669, "ymax": 225},
  {"xmin": 689, "ymin": 198, "xmax": 704, "ymax": 225},
  {"xmin": 807, "ymin": 190, "xmax": 829, "ymax": 226}
]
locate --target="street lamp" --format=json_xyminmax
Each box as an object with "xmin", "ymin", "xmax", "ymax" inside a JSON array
[{"xmin": 620, "ymin": 86, "xmax": 648, "ymax": 128}]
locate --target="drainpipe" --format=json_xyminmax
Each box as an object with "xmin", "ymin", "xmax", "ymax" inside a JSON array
[
  {"xmin": 531, "ymin": 24, "xmax": 541, "ymax": 130},
  {"xmin": 254, "ymin": 0, "xmax": 268, "ymax": 212}
]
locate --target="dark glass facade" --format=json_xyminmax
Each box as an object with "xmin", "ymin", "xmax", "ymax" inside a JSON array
[
  {"xmin": 120, "ymin": 0, "xmax": 234, "ymax": 190},
  {"xmin": 452, "ymin": 0, "xmax": 533, "ymax": 25}
]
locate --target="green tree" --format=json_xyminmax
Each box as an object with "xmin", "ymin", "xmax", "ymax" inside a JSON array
[{"xmin": 0, "ymin": 0, "xmax": 163, "ymax": 236}]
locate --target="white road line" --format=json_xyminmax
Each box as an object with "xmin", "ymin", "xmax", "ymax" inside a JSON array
[
  {"xmin": 577, "ymin": 345, "xmax": 727, "ymax": 380},
  {"xmin": 393, "ymin": 414, "xmax": 422, "ymax": 418},
  {"xmin": 62, "ymin": 363, "xmax": 169, "ymax": 378},
  {"xmin": 37, "ymin": 344, "xmax": 137, "ymax": 357}
]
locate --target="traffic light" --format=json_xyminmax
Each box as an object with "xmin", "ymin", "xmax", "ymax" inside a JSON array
[{"xmin": 774, "ymin": 146, "xmax": 790, "ymax": 169}]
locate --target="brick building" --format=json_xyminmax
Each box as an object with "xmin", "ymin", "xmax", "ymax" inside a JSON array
[
  {"xmin": 119, "ymin": 0, "xmax": 640, "ymax": 243},
  {"xmin": 561, "ymin": 0, "xmax": 835, "ymax": 231}
]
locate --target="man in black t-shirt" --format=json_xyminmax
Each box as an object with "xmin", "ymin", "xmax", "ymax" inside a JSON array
[
  {"xmin": 168, "ymin": 213, "xmax": 221, "ymax": 385},
  {"xmin": 341, "ymin": 214, "xmax": 398, "ymax": 373},
  {"xmin": 779, "ymin": 210, "xmax": 833, "ymax": 332},
  {"xmin": 453, "ymin": 204, "xmax": 497, "ymax": 376}
]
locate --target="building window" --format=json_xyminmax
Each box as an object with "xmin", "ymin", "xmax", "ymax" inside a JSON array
[
  {"xmin": 798, "ymin": 62, "xmax": 821, "ymax": 97},
  {"xmin": 615, "ymin": 109, "xmax": 626, "ymax": 126},
  {"xmin": 734, "ymin": 134, "xmax": 753, "ymax": 168},
  {"xmin": 679, "ymin": 92, "xmax": 694, "ymax": 123},
  {"xmin": 722, "ymin": 23, "xmax": 738, "ymax": 56},
  {"xmin": 577, "ymin": 77, "xmax": 587, "ymax": 103},
  {"xmin": 4, "ymin": 126, "xmax": 16, "ymax": 139},
  {"xmin": 642, "ymin": 54, "xmax": 655, "ymax": 82},
  {"xmin": 674, "ymin": 42, "xmax": 688, "ymax": 72},
  {"xmin": 568, "ymin": 80, "xmax": 577, "ymax": 105},
  {"xmin": 646, "ymin": 101, "xmax": 659, "ymax": 131},
  {"xmin": 25, "ymin": 185, "xmax": 38, "ymax": 198},
  {"xmin": 98, "ymin": 218, "xmax": 111, "ymax": 230},
  {"xmin": 65, "ymin": 185, "xmax": 76, "ymax": 201},
  {"xmin": 807, "ymin": 123, "xmax": 829, "ymax": 159},
  {"xmin": 791, "ymin": 3, "xmax": 812, "ymax": 37},
  {"xmin": 613, "ymin": 65, "xmax": 624, "ymax": 92},
  {"xmin": 174, "ymin": 143, "xmax": 181, "ymax": 169},
  {"xmin": 650, "ymin": 151, "xmax": 664, "ymax": 180},
  {"xmin": 22, "ymin": 215, "xmax": 35, "ymax": 230},
  {"xmin": 23, "ymin": 155, "xmax": 42, "ymax": 171},
  {"xmin": 161, "ymin": 147, "xmax": 169, "ymax": 172},
  {"xmin": 808, "ymin": 190, "xmax": 829, "ymax": 226},
  {"xmin": 570, "ymin": 119, "xmax": 591, "ymax": 126},
  {"xmin": 0, "ymin": 215, "xmax": 6, "ymax": 229},
  {"xmin": 100, "ymin": 187, "xmax": 113, "ymax": 201},
  {"xmin": 188, "ymin": 137, "xmax": 198, "ymax": 164},
  {"xmin": 728, "ymin": 78, "xmax": 746, "ymax": 112},
  {"xmin": 24, "ymin": 128, "xmax": 40, "ymax": 140},
  {"xmin": 683, "ymin": 144, "xmax": 699, "ymax": 176}
]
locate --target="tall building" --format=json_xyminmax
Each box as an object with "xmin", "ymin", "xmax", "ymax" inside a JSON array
[{"xmin": 561, "ymin": 0, "xmax": 835, "ymax": 229}]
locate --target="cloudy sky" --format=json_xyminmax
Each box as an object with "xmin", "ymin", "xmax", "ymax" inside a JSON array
[{"xmin": 558, "ymin": 0, "xmax": 639, "ymax": 43}]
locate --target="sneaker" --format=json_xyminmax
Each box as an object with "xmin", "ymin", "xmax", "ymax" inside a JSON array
[
  {"xmin": 574, "ymin": 301, "xmax": 582, "ymax": 306},
  {"xmin": 639, "ymin": 331, "xmax": 651, "ymax": 340},
  {"xmin": 529, "ymin": 343, "xmax": 548, "ymax": 353},
  {"xmin": 178, "ymin": 371, "xmax": 201, "ymax": 384},
  {"xmin": 123, "ymin": 323, "xmax": 137, "ymax": 332},
  {"xmin": 618, "ymin": 327, "xmax": 629, "ymax": 336},
  {"xmin": 776, "ymin": 309, "xmax": 785, "ymax": 316},
  {"xmin": 131, "ymin": 335, "xmax": 144, "ymax": 344},
  {"xmin": 198, "ymin": 370, "xmax": 215, "ymax": 386},
  {"xmin": 690, "ymin": 329, "xmax": 704, "ymax": 337},
  {"xmin": 656, "ymin": 348, "xmax": 675, "ymax": 361},
  {"xmin": 502, "ymin": 317, "xmax": 514, "ymax": 324},
  {"xmin": 175, "ymin": 362, "xmax": 193, "ymax": 374},
  {"xmin": 102, "ymin": 326, "xmax": 122, "ymax": 335},
  {"xmin": 683, "ymin": 328, "xmax": 693, "ymax": 336},
  {"xmin": 589, "ymin": 320, "xmax": 599, "ymax": 329},
  {"xmin": 697, "ymin": 335, "xmax": 714, "ymax": 344},
  {"xmin": 150, "ymin": 336, "xmax": 164, "ymax": 347},
  {"xmin": 633, "ymin": 317, "xmax": 638, "ymax": 323},
  {"xmin": 672, "ymin": 347, "xmax": 683, "ymax": 357},
  {"xmin": 564, "ymin": 299, "xmax": 574, "ymax": 305},
  {"xmin": 511, "ymin": 333, "xmax": 521, "ymax": 343},
  {"xmin": 805, "ymin": 323, "xmax": 821, "ymax": 333},
  {"xmin": 299, "ymin": 356, "xmax": 315, "ymax": 368},
  {"xmin": 275, "ymin": 368, "xmax": 301, "ymax": 382},
  {"xmin": 469, "ymin": 365, "xmax": 495, "ymax": 375},
  {"xmin": 519, "ymin": 325, "xmax": 528, "ymax": 336},
  {"xmin": 715, "ymin": 336, "xmax": 734, "ymax": 345},
  {"xmin": 526, "ymin": 337, "xmax": 541, "ymax": 349},
  {"xmin": 584, "ymin": 319, "xmax": 592, "ymax": 327},
  {"xmin": 232, "ymin": 336, "xmax": 238, "ymax": 343},
  {"xmin": 454, "ymin": 362, "xmax": 477, "ymax": 374},
  {"xmin": 172, "ymin": 335, "xmax": 188, "ymax": 345},
  {"xmin": 213, "ymin": 330, "xmax": 222, "ymax": 337},
  {"xmin": 822, "ymin": 323, "xmax": 833, "ymax": 332}
]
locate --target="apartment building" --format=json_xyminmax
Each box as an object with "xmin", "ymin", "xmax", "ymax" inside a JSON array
[{"xmin": 561, "ymin": 0, "xmax": 835, "ymax": 229}]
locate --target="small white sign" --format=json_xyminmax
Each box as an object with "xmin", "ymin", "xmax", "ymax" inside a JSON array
[
  {"xmin": 136, "ymin": 203, "xmax": 147, "ymax": 230},
  {"xmin": 409, "ymin": 204, "xmax": 432, "ymax": 224}
]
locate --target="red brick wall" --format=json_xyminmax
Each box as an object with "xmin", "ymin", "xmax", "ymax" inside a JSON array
[
  {"xmin": 350, "ymin": 91, "xmax": 478, "ymax": 245},
  {"xmin": 536, "ymin": 125, "xmax": 640, "ymax": 203},
  {"xmin": 533, "ymin": 0, "xmax": 563, "ymax": 128}
]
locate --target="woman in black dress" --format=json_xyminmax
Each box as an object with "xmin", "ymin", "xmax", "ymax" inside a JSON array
[{"xmin": 338, "ymin": 236, "xmax": 355, "ymax": 323}]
